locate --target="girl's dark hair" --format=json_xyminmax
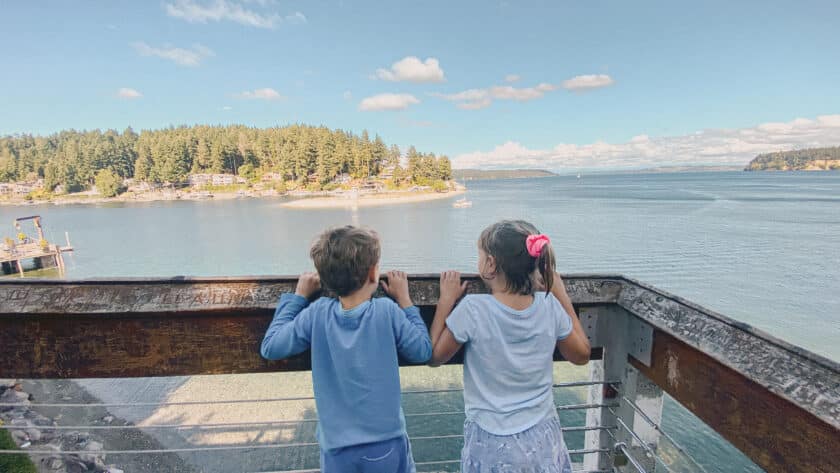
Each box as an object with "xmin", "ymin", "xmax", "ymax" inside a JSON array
[{"xmin": 478, "ymin": 220, "xmax": 555, "ymax": 295}]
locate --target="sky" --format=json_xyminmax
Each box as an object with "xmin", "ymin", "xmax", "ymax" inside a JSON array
[{"xmin": 1, "ymin": 0, "xmax": 839, "ymax": 170}]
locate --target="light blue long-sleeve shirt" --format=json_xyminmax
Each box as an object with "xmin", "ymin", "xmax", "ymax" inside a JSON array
[{"xmin": 260, "ymin": 293, "xmax": 432, "ymax": 451}]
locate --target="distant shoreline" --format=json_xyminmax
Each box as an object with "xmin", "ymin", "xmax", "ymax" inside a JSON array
[
  {"xmin": 452, "ymin": 169, "xmax": 556, "ymax": 180},
  {"xmin": 0, "ymin": 186, "xmax": 467, "ymax": 208},
  {"xmin": 281, "ymin": 186, "xmax": 466, "ymax": 209},
  {"xmin": 0, "ymin": 189, "xmax": 257, "ymax": 207},
  {"xmin": 570, "ymin": 165, "xmax": 745, "ymax": 175}
]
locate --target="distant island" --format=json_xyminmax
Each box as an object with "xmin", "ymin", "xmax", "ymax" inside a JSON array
[
  {"xmin": 453, "ymin": 169, "xmax": 557, "ymax": 180},
  {"xmin": 0, "ymin": 124, "xmax": 458, "ymax": 206},
  {"xmin": 604, "ymin": 165, "xmax": 744, "ymax": 174},
  {"xmin": 745, "ymin": 146, "xmax": 840, "ymax": 171}
]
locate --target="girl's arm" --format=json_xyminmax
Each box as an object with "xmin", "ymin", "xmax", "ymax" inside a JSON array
[
  {"xmin": 551, "ymin": 272, "xmax": 591, "ymax": 365},
  {"xmin": 429, "ymin": 271, "xmax": 467, "ymax": 367}
]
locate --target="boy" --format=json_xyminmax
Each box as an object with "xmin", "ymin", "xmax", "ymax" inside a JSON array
[{"xmin": 260, "ymin": 225, "xmax": 431, "ymax": 473}]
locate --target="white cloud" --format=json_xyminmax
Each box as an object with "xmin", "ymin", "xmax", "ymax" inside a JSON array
[
  {"xmin": 164, "ymin": 0, "xmax": 305, "ymax": 29},
  {"xmin": 453, "ymin": 115, "xmax": 840, "ymax": 170},
  {"xmin": 131, "ymin": 42, "xmax": 214, "ymax": 67},
  {"xmin": 234, "ymin": 88, "xmax": 284, "ymax": 100},
  {"xmin": 343, "ymin": 91, "xmax": 353, "ymax": 100},
  {"xmin": 562, "ymin": 74, "xmax": 614, "ymax": 91},
  {"xmin": 457, "ymin": 98, "xmax": 493, "ymax": 110},
  {"xmin": 434, "ymin": 74, "xmax": 613, "ymax": 110},
  {"xmin": 358, "ymin": 93, "xmax": 420, "ymax": 111},
  {"xmin": 117, "ymin": 88, "xmax": 142, "ymax": 99},
  {"xmin": 221, "ymin": 106, "xmax": 233, "ymax": 110},
  {"xmin": 431, "ymin": 82, "xmax": 559, "ymax": 109},
  {"xmin": 375, "ymin": 56, "xmax": 445, "ymax": 83}
]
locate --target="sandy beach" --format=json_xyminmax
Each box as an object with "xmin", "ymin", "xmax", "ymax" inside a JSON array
[
  {"xmin": 0, "ymin": 187, "xmax": 466, "ymax": 208},
  {"xmin": 281, "ymin": 187, "xmax": 466, "ymax": 209}
]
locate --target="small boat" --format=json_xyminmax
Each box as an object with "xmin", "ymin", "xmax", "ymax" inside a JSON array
[{"xmin": 453, "ymin": 197, "xmax": 472, "ymax": 208}]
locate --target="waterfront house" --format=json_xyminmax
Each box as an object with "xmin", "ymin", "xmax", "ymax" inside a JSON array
[
  {"xmin": 261, "ymin": 172, "xmax": 284, "ymax": 182},
  {"xmin": 188, "ymin": 174, "xmax": 212, "ymax": 187},
  {"xmin": 211, "ymin": 174, "xmax": 235, "ymax": 186},
  {"xmin": 188, "ymin": 173, "xmax": 238, "ymax": 187},
  {"xmin": 13, "ymin": 183, "xmax": 34, "ymax": 195},
  {"xmin": 379, "ymin": 165, "xmax": 396, "ymax": 179}
]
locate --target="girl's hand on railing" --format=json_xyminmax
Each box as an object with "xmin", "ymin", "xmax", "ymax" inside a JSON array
[{"xmin": 439, "ymin": 270, "xmax": 468, "ymax": 308}]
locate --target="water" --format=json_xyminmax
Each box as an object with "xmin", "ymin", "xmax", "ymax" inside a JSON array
[{"xmin": 3, "ymin": 171, "xmax": 839, "ymax": 472}]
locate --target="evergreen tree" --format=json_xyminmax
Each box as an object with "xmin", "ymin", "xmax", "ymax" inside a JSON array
[
  {"xmin": 95, "ymin": 169, "xmax": 123, "ymax": 197},
  {"xmin": 0, "ymin": 125, "xmax": 449, "ymax": 191}
]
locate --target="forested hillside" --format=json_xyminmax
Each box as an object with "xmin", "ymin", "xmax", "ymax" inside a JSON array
[
  {"xmin": 0, "ymin": 125, "xmax": 452, "ymax": 193},
  {"xmin": 745, "ymin": 146, "xmax": 840, "ymax": 171}
]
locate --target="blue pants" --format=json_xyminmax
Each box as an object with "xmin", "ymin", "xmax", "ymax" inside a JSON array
[{"xmin": 320, "ymin": 435, "xmax": 416, "ymax": 473}]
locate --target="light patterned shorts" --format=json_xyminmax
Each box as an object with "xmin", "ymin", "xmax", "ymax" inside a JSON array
[{"xmin": 461, "ymin": 415, "xmax": 573, "ymax": 473}]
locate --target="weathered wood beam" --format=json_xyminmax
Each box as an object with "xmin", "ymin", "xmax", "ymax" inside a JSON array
[
  {"xmin": 631, "ymin": 330, "xmax": 840, "ymax": 473},
  {"xmin": 0, "ymin": 275, "xmax": 614, "ymax": 378},
  {"xmin": 0, "ymin": 274, "xmax": 624, "ymax": 314},
  {"xmin": 618, "ymin": 277, "xmax": 839, "ymax": 434}
]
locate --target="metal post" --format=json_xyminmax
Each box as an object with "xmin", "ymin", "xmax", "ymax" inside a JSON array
[
  {"xmin": 582, "ymin": 306, "xmax": 630, "ymax": 470},
  {"xmin": 628, "ymin": 369, "xmax": 664, "ymax": 471}
]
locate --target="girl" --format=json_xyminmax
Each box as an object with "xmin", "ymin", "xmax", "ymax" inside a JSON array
[{"xmin": 430, "ymin": 220, "xmax": 591, "ymax": 473}]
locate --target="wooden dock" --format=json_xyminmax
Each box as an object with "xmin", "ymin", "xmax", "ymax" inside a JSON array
[{"xmin": 1, "ymin": 215, "xmax": 72, "ymax": 276}]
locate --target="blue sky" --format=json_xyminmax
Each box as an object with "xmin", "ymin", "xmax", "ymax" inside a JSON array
[{"xmin": 1, "ymin": 0, "xmax": 839, "ymax": 169}]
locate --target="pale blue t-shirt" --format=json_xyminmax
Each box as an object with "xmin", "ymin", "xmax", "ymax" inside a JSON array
[{"xmin": 446, "ymin": 292, "xmax": 574, "ymax": 435}]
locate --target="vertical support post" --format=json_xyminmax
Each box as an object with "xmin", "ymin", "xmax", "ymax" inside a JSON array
[
  {"xmin": 582, "ymin": 306, "xmax": 631, "ymax": 471},
  {"xmin": 582, "ymin": 308, "xmax": 660, "ymax": 472},
  {"xmin": 16, "ymin": 259, "xmax": 24, "ymax": 277},
  {"xmin": 34, "ymin": 216, "xmax": 44, "ymax": 241},
  {"xmin": 628, "ymin": 368, "xmax": 664, "ymax": 472}
]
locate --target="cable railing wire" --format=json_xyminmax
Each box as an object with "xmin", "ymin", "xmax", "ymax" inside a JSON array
[
  {"xmin": 0, "ymin": 442, "xmax": 611, "ymax": 456},
  {"xmin": 0, "ymin": 420, "xmax": 616, "ymax": 432},
  {"xmin": 608, "ymin": 409, "xmax": 674, "ymax": 473},
  {"xmin": 619, "ymin": 395, "xmax": 711, "ymax": 473},
  {"xmin": 0, "ymin": 380, "xmax": 617, "ymax": 409},
  {"xmin": 251, "ymin": 464, "xmax": 613, "ymax": 473},
  {"xmin": 607, "ymin": 429, "xmax": 649, "ymax": 473}
]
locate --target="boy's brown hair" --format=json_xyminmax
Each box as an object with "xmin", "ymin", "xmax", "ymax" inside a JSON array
[{"xmin": 310, "ymin": 226, "xmax": 381, "ymax": 296}]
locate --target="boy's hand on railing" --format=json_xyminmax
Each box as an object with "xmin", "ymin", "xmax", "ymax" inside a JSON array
[
  {"xmin": 295, "ymin": 272, "xmax": 321, "ymax": 299},
  {"xmin": 439, "ymin": 270, "xmax": 468, "ymax": 308},
  {"xmin": 382, "ymin": 270, "xmax": 413, "ymax": 308}
]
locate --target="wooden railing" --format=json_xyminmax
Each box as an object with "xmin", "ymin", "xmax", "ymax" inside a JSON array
[{"xmin": 1, "ymin": 275, "xmax": 837, "ymax": 472}]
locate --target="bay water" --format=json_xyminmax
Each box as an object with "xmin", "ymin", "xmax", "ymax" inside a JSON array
[{"xmin": 3, "ymin": 171, "xmax": 838, "ymax": 472}]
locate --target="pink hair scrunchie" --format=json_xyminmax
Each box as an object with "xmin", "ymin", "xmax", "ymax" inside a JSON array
[{"xmin": 526, "ymin": 234, "xmax": 550, "ymax": 258}]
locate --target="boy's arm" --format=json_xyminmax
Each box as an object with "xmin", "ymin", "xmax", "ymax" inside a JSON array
[
  {"xmin": 550, "ymin": 273, "xmax": 591, "ymax": 365},
  {"xmin": 382, "ymin": 270, "xmax": 431, "ymax": 363},
  {"xmin": 260, "ymin": 273, "xmax": 319, "ymax": 360},
  {"xmin": 393, "ymin": 304, "xmax": 432, "ymax": 363}
]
